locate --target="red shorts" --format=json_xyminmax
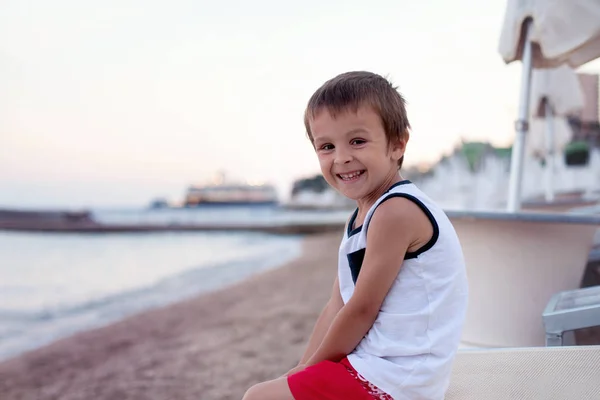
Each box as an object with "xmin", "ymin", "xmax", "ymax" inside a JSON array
[{"xmin": 287, "ymin": 357, "xmax": 393, "ymax": 399}]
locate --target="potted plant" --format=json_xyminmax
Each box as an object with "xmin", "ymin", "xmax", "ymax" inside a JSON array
[{"xmin": 564, "ymin": 141, "xmax": 590, "ymax": 166}]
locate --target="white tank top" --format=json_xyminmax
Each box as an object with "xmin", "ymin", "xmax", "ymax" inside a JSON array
[{"xmin": 339, "ymin": 180, "xmax": 468, "ymax": 400}]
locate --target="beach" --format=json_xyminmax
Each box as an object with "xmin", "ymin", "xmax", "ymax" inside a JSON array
[
  {"xmin": 1, "ymin": 229, "xmax": 599, "ymax": 400},
  {"xmin": 0, "ymin": 232, "xmax": 341, "ymax": 400}
]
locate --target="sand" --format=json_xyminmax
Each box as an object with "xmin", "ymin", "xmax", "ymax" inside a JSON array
[
  {"xmin": 1, "ymin": 231, "xmax": 598, "ymax": 400},
  {"xmin": 0, "ymin": 232, "xmax": 342, "ymax": 400}
]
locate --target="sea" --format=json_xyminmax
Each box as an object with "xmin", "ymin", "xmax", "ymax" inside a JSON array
[{"xmin": 0, "ymin": 205, "xmax": 350, "ymax": 362}]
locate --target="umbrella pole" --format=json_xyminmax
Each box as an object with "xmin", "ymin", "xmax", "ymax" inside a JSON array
[
  {"xmin": 544, "ymin": 101, "xmax": 555, "ymax": 202},
  {"xmin": 507, "ymin": 20, "xmax": 534, "ymax": 212}
]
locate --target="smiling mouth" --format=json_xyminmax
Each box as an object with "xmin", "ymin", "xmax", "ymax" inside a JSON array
[{"xmin": 337, "ymin": 170, "xmax": 365, "ymax": 182}]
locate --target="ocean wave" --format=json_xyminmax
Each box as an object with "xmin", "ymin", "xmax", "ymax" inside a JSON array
[{"xmin": 0, "ymin": 235, "xmax": 301, "ymax": 362}]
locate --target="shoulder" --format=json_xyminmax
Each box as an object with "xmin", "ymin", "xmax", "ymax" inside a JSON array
[
  {"xmin": 370, "ymin": 195, "xmax": 430, "ymax": 230},
  {"xmin": 367, "ymin": 195, "xmax": 434, "ymax": 249}
]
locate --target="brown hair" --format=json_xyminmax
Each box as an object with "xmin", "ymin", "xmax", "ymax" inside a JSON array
[{"xmin": 304, "ymin": 71, "xmax": 411, "ymax": 169}]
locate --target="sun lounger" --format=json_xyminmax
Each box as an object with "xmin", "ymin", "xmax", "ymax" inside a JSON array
[
  {"xmin": 447, "ymin": 345, "xmax": 600, "ymax": 399},
  {"xmin": 543, "ymin": 285, "xmax": 600, "ymax": 346},
  {"xmin": 447, "ymin": 211, "xmax": 600, "ymax": 347}
]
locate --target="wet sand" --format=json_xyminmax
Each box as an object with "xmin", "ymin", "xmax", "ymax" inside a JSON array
[{"xmin": 0, "ymin": 232, "xmax": 341, "ymax": 400}]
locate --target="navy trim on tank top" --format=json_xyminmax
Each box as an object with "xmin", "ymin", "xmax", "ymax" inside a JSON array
[
  {"xmin": 385, "ymin": 179, "xmax": 412, "ymax": 193},
  {"xmin": 347, "ymin": 208, "xmax": 361, "ymax": 237},
  {"xmin": 347, "ymin": 248, "xmax": 366, "ymax": 284},
  {"xmin": 375, "ymin": 193, "xmax": 440, "ymax": 259},
  {"xmin": 344, "ymin": 191, "xmax": 440, "ymax": 284},
  {"xmin": 346, "ymin": 180, "xmax": 412, "ymax": 238}
]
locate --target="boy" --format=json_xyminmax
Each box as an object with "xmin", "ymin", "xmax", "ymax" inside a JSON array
[{"xmin": 243, "ymin": 71, "xmax": 468, "ymax": 399}]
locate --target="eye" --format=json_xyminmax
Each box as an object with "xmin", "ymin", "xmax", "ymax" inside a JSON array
[
  {"xmin": 351, "ymin": 138, "xmax": 366, "ymax": 145},
  {"xmin": 319, "ymin": 143, "xmax": 334, "ymax": 151}
]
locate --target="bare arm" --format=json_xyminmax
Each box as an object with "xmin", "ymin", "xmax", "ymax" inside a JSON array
[
  {"xmin": 298, "ymin": 276, "xmax": 344, "ymax": 365},
  {"xmin": 305, "ymin": 198, "xmax": 431, "ymax": 366}
]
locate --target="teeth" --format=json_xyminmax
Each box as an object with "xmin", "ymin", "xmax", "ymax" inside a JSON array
[{"xmin": 339, "ymin": 171, "xmax": 362, "ymax": 180}]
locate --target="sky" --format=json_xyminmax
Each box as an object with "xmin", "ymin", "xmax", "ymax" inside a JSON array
[{"xmin": 1, "ymin": 0, "xmax": 599, "ymax": 208}]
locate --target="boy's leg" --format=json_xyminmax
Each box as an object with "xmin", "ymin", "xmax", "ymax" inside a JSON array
[{"xmin": 242, "ymin": 377, "xmax": 295, "ymax": 400}]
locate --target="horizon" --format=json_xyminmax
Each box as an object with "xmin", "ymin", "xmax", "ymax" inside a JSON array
[{"xmin": 2, "ymin": 0, "xmax": 600, "ymax": 209}]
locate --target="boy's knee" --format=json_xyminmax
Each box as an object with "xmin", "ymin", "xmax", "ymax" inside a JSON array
[
  {"xmin": 242, "ymin": 383, "xmax": 263, "ymax": 400},
  {"xmin": 242, "ymin": 378, "xmax": 293, "ymax": 400}
]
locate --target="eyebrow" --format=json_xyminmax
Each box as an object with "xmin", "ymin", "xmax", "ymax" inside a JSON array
[
  {"xmin": 315, "ymin": 128, "xmax": 368, "ymax": 141},
  {"xmin": 345, "ymin": 128, "xmax": 368, "ymax": 136}
]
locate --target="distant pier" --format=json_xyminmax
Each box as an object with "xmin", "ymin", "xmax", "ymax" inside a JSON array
[{"xmin": 0, "ymin": 209, "xmax": 345, "ymax": 235}]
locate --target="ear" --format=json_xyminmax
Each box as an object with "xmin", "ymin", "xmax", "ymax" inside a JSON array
[{"xmin": 389, "ymin": 132, "xmax": 408, "ymax": 161}]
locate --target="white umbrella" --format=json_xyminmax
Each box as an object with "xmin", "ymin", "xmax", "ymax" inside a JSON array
[
  {"xmin": 528, "ymin": 65, "xmax": 584, "ymax": 201},
  {"xmin": 500, "ymin": 0, "xmax": 600, "ymax": 68},
  {"xmin": 498, "ymin": 0, "xmax": 600, "ymax": 211}
]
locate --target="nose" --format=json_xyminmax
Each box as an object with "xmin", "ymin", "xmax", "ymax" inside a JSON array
[{"xmin": 334, "ymin": 148, "xmax": 352, "ymax": 165}]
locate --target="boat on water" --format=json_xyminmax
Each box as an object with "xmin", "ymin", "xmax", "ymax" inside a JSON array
[
  {"xmin": 184, "ymin": 183, "xmax": 278, "ymax": 206},
  {"xmin": 147, "ymin": 172, "xmax": 280, "ymax": 208},
  {"xmin": 183, "ymin": 173, "xmax": 278, "ymax": 207}
]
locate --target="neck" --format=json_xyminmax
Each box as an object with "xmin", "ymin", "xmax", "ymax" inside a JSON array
[{"xmin": 356, "ymin": 171, "xmax": 404, "ymax": 212}]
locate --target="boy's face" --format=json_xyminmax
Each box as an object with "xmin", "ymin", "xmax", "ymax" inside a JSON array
[{"xmin": 309, "ymin": 105, "xmax": 405, "ymax": 202}]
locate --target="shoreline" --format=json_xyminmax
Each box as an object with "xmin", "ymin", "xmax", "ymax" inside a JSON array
[
  {"xmin": 0, "ymin": 232, "xmax": 341, "ymax": 400},
  {"xmin": 0, "ymin": 232, "xmax": 304, "ymax": 363}
]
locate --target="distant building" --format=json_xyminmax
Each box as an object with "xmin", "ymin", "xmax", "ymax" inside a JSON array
[{"xmin": 408, "ymin": 141, "xmax": 600, "ymax": 210}]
